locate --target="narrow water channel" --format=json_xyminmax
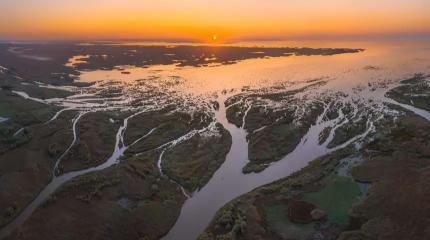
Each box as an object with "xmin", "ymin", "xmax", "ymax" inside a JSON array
[
  {"xmin": 0, "ymin": 110, "xmax": 153, "ymax": 239},
  {"xmin": 0, "ymin": 117, "xmax": 8, "ymax": 123},
  {"xmin": 162, "ymin": 94, "xmax": 374, "ymax": 240},
  {"xmin": 1, "ymin": 88, "xmax": 429, "ymax": 240}
]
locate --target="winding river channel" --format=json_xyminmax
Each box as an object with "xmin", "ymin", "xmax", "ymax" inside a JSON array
[
  {"xmin": 0, "ymin": 108, "xmax": 159, "ymax": 238},
  {"xmin": 1, "ymin": 41, "xmax": 430, "ymax": 239},
  {"xmin": 163, "ymin": 93, "xmax": 430, "ymax": 239}
]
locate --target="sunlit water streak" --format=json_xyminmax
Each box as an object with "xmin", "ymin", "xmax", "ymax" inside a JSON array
[
  {"xmin": 0, "ymin": 117, "xmax": 8, "ymax": 123},
  {"xmin": 0, "ymin": 41, "xmax": 429, "ymax": 239}
]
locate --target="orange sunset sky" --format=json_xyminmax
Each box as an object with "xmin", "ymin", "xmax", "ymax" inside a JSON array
[{"xmin": 1, "ymin": 0, "xmax": 430, "ymax": 42}]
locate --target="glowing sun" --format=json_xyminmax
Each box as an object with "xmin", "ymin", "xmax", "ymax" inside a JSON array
[{"xmin": 212, "ymin": 35, "xmax": 217, "ymax": 41}]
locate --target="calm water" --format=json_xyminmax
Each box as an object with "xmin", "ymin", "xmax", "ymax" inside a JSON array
[
  {"xmin": 73, "ymin": 40, "xmax": 430, "ymax": 239},
  {"xmin": 1, "ymin": 40, "xmax": 429, "ymax": 239}
]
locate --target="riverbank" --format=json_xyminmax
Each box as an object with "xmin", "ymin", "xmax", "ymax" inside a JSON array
[
  {"xmin": 0, "ymin": 42, "xmax": 429, "ymax": 240},
  {"xmin": 199, "ymin": 75, "xmax": 430, "ymax": 240}
]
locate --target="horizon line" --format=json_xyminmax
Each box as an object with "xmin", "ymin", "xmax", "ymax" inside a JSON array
[{"xmin": 1, "ymin": 33, "xmax": 429, "ymax": 44}]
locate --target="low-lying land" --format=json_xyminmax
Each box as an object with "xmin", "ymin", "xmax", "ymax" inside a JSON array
[
  {"xmin": 225, "ymin": 84, "xmax": 326, "ymax": 173},
  {"xmin": 200, "ymin": 102, "xmax": 430, "ymax": 240},
  {"xmin": 0, "ymin": 43, "xmax": 363, "ymax": 87},
  {"xmin": 59, "ymin": 112, "xmax": 122, "ymax": 173},
  {"xmin": 386, "ymin": 73, "xmax": 430, "ymax": 111},
  {"xmin": 1, "ymin": 42, "xmax": 429, "ymax": 240},
  {"xmin": 2, "ymin": 102, "xmax": 232, "ymax": 239},
  {"xmin": 163, "ymin": 123, "xmax": 232, "ymax": 192},
  {"xmin": 6, "ymin": 150, "xmax": 186, "ymax": 240},
  {"xmin": 0, "ymin": 91, "xmax": 74, "ymax": 228}
]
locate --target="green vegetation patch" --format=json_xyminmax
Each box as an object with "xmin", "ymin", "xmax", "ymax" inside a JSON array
[
  {"xmin": 386, "ymin": 73, "xmax": 430, "ymax": 112},
  {"xmin": 328, "ymin": 117, "xmax": 367, "ymax": 148},
  {"xmin": 0, "ymin": 92, "xmax": 57, "ymax": 126},
  {"xmin": 163, "ymin": 125, "xmax": 232, "ymax": 192},
  {"xmin": 264, "ymin": 203, "xmax": 315, "ymax": 239},
  {"xmin": 0, "ymin": 102, "xmax": 16, "ymax": 117},
  {"xmin": 248, "ymin": 122, "xmax": 307, "ymax": 163},
  {"xmin": 303, "ymin": 175, "xmax": 362, "ymax": 225}
]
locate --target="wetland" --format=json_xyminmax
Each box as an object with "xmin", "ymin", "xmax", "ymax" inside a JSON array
[{"xmin": 0, "ymin": 40, "xmax": 429, "ymax": 240}]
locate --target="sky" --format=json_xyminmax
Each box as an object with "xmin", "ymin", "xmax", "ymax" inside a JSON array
[{"xmin": 1, "ymin": 0, "xmax": 430, "ymax": 42}]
